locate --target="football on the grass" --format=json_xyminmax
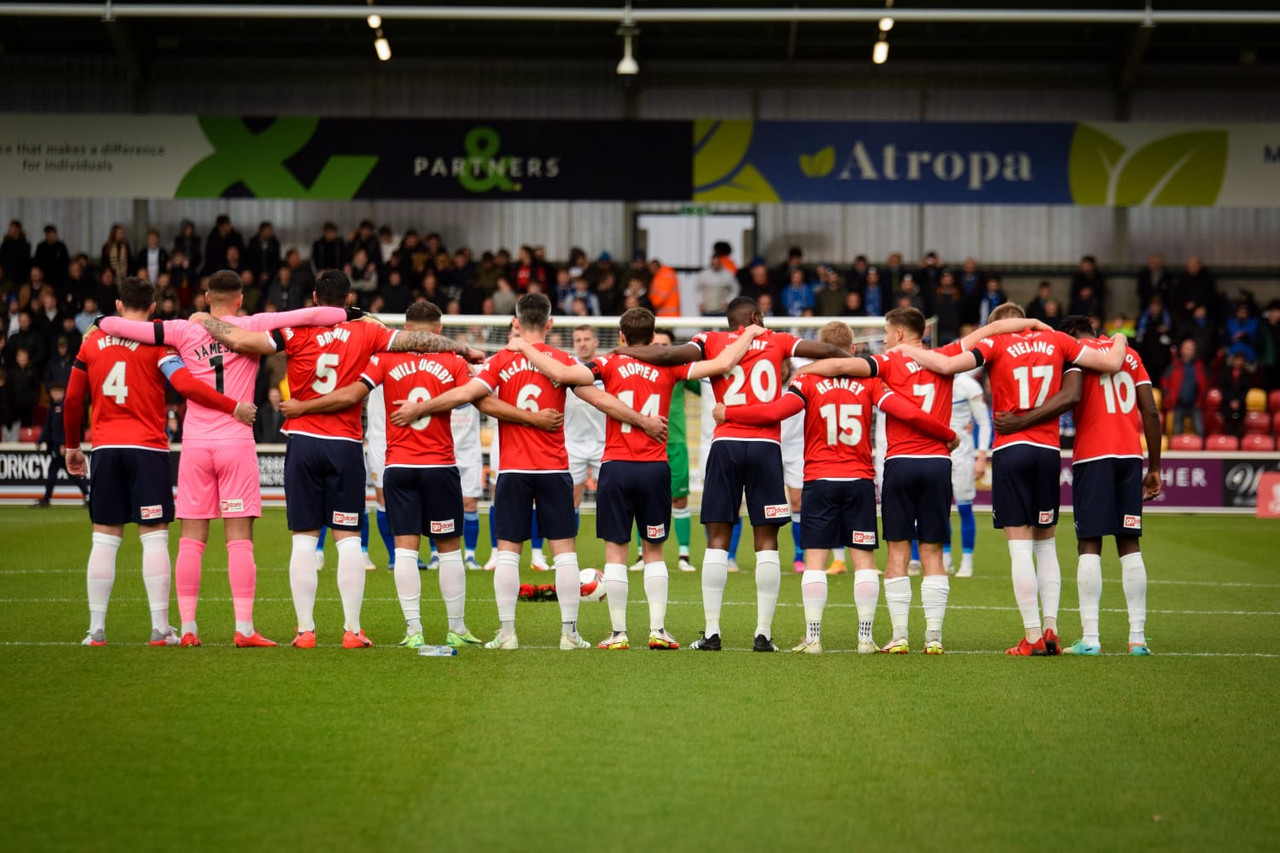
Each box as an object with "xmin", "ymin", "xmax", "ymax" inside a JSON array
[{"xmin": 579, "ymin": 568, "xmax": 606, "ymax": 601}]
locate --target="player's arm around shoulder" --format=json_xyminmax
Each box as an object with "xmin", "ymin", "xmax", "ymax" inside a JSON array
[
  {"xmin": 281, "ymin": 379, "xmax": 370, "ymax": 418},
  {"xmin": 188, "ymin": 312, "xmax": 277, "ymax": 355},
  {"xmin": 688, "ymin": 324, "xmax": 765, "ymax": 380},
  {"xmin": 505, "ymin": 336, "xmax": 593, "ymax": 385},
  {"xmin": 477, "ymin": 393, "xmax": 563, "ymax": 432},
  {"xmin": 390, "ymin": 377, "xmax": 488, "ymax": 427},
  {"xmin": 796, "ymin": 355, "xmax": 875, "ymax": 379},
  {"xmin": 389, "ymin": 328, "xmax": 485, "ymax": 363},
  {"xmin": 577, "ymin": 384, "xmax": 667, "ymax": 443},
  {"xmin": 994, "ymin": 369, "xmax": 1082, "ymax": 435},
  {"xmin": 1072, "ymin": 332, "xmax": 1127, "ymax": 374},
  {"xmin": 614, "ymin": 341, "xmax": 702, "ymax": 366}
]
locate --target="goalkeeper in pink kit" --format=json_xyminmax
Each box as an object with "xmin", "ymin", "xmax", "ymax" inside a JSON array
[{"xmin": 99, "ymin": 270, "xmax": 350, "ymax": 646}]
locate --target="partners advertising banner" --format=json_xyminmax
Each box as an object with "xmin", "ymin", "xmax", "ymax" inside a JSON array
[{"xmin": 1, "ymin": 115, "xmax": 1278, "ymax": 205}]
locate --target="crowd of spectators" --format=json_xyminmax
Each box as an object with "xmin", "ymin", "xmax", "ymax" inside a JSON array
[{"xmin": 1, "ymin": 214, "xmax": 1278, "ymax": 444}]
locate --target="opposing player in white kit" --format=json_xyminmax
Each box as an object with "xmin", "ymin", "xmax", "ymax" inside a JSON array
[
  {"xmin": 565, "ymin": 325, "xmax": 607, "ymax": 525},
  {"xmin": 946, "ymin": 370, "xmax": 990, "ymax": 578}
]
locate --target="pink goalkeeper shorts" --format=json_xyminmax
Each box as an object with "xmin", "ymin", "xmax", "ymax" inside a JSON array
[{"xmin": 176, "ymin": 441, "xmax": 262, "ymax": 519}]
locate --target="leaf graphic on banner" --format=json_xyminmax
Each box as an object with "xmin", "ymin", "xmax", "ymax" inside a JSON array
[
  {"xmin": 693, "ymin": 120, "xmax": 755, "ymax": 189},
  {"xmin": 1113, "ymin": 130, "xmax": 1228, "ymax": 206},
  {"xmin": 694, "ymin": 164, "xmax": 781, "ymax": 203},
  {"xmin": 1068, "ymin": 123, "xmax": 1125, "ymax": 205},
  {"xmin": 799, "ymin": 146, "xmax": 836, "ymax": 178},
  {"xmin": 177, "ymin": 117, "xmax": 377, "ymax": 199}
]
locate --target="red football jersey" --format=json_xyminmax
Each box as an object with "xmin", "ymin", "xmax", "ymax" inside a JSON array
[
  {"xmin": 972, "ymin": 330, "xmax": 1084, "ymax": 451},
  {"xmin": 361, "ymin": 351, "xmax": 471, "ymax": 467},
  {"xmin": 588, "ymin": 354, "xmax": 693, "ymax": 463},
  {"xmin": 274, "ymin": 320, "xmax": 397, "ymax": 441},
  {"xmin": 1066, "ymin": 338, "xmax": 1152, "ymax": 463},
  {"xmin": 691, "ymin": 328, "xmax": 801, "ymax": 443},
  {"xmin": 872, "ymin": 341, "xmax": 961, "ymax": 459},
  {"xmin": 474, "ymin": 343, "xmax": 575, "ymax": 472},
  {"xmin": 787, "ymin": 373, "xmax": 891, "ymax": 481},
  {"xmin": 75, "ymin": 328, "xmax": 179, "ymax": 451}
]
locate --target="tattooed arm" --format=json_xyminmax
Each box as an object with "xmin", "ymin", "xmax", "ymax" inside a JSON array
[
  {"xmin": 188, "ymin": 312, "xmax": 277, "ymax": 356},
  {"xmin": 387, "ymin": 330, "xmax": 486, "ymax": 364}
]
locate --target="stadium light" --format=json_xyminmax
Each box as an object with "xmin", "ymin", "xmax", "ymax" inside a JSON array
[
  {"xmin": 374, "ymin": 34, "xmax": 391, "ymax": 61},
  {"xmin": 878, "ymin": 16, "xmax": 894, "ymax": 31},
  {"xmin": 367, "ymin": 13, "xmax": 381, "ymax": 28},
  {"xmin": 872, "ymin": 34, "xmax": 889, "ymax": 64},
  {"xmin": 616, "ymin": 32, "xmax": 638, "ymax": 75}
]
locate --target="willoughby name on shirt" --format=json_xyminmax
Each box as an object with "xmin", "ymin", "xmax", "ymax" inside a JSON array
[
  {"xmin": 497, "ymin": 357, "xmax": 562, "ymax": 387},
  {"xmin": 388, "ymin": 359, "xmax": 458, "ymax": 383},
  {"xmin": 814, "ymin": 377, "xmax": 867, "ymax": 395},
  {"xmin": 98, "ymin": 335, "xmax": 140, "ymax": 351}
]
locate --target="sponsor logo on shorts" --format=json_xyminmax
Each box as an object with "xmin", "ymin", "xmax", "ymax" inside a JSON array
[
  {"xmin": 852, "ymin": 530, "xmax": 877, "ymax": 546},
  {"xmin": 1123, "ymin": 514, "xmax": 1142, "ymax": 530},
  {"xmin": 220, "ymin": 498, "xmax": 244, "ymax": 513},
  {"xmin": 764, "ymin": 504, "xmax": 790, "ymax": 519},
  {"xmin": 430, "ymin": 519, "xmax": 456, "ymax": 535},
  {"xmin": 1038, "ymin": 510, "xmax": 1055, "ymax": 524},
  {"xmin": 646, "ymin": 524, "xmax": 665, "ymax": 538},
  {"xmin": 140, "ymin": 504, "xmax": 163, "ymax": 520},
  {"xmin": 333, "ymin": 511, "xmax": 359, "ymax": 526}
]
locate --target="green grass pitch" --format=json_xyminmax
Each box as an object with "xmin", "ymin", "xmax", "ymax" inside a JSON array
[{"xmin": 2, "ymin": 507, "xmax": 1278, "ymax": 851}]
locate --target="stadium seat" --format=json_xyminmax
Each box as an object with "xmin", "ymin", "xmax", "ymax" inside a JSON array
[
  {"xmin": 1244, "ymin": 411, "xmax": 1270, "ymax": 434},
  {"xmin": 1246, "ymin": 388, "xmax": 1267, "ymax": 412},
  {"xmin": 1169, "ymin": 434, "xmax": 1203, "ymax": 451},
  {"xmin": 1270, "ymin": 390, "xmax": 1280, "ymax": 413},
  {"xmin": 17, "ymin": 427, "xmax": 40, "ymax": 443},
  {"xmin": 1206, "ymin": 434, "xmax": 1239, "ymax": 451},
  {"xmin": 1274, "ymin": 412, "xmax": 1280, "ymax": 435},
  {"xmin": 1204, "ymin": 411, "xmax": 1224, "ymax": 434},
  {"xmin": 1205, "ymin": 388, "xmax": 1223, "ymax": 410},
  {"xmin": 1242, "ymin": 434, "xmax": 1275, "ymax": 452}
]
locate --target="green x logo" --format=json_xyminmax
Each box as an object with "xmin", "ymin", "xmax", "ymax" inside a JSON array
[{"xmin": 176, "ymin": 117, "xmax": 378, "ymax": 199}]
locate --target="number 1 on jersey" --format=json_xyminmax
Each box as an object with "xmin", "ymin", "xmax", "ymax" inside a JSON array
[{"xmin": 1012, "ymin": 365, "xmax": 1054, "ymax": 410}]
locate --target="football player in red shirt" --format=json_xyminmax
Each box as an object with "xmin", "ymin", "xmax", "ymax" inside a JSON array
[
  {"xmin": 63, "ymin": 276, "xmax": 254, "ymax": 646},
  {"xmin": 277, "ymin": 302, "xmax": 560, "ymax": 650},
  {"xmin": 615, "ymin": 296, "xmax": 853, "ymax": 652},
  {"xmin": 510, "ymin": 307, "xmax": 763, "ymax": 651},
  {"xmin": 717, "ymin": 321, "xmax": 958, "ymax": 653},
  {"xmin": 392, "ymin": 293, "xmax": 661, "ymax": 650},
  {"xmin": 191, "ymin": 270, "xmax": 483, "ymax": 649},
  {"xmin": 902, "ymin": 303, "xmax": 1127, "ymax": 655},
  {"xmin": 992, "ymin": 315, "xmax": 1162, "ymax": 656}
]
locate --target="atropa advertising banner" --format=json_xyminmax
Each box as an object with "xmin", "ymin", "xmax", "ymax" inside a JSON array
[{"xmin": 2, "ymin": 115, "xmax": 1278, "ymax": 205}]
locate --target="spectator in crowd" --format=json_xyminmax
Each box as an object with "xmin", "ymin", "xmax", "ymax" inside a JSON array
[
  {"xmin": 626, "ymin": 251, "xmax": 652, "ymax": 290},
  {"xmin": 646, "ymin": 259, "xmax": 680, "ymax": 317},
  {"xmin": 189, "ymin": 290, "xmax": 209, "ymax": 317},
  {"xmin": 348, "ymin": 219, "xmax": 379, "ymax": 265},
  {"xmin": 1136, "ymin": 296, "xmax": 1174, "ymax": 380},
  {"xmin": 310, "ymin": 221, "xmax": 348, "ymax": 274},
  {"xmin": 203, "ymin": 214, "xmax": 244, "ymax": 276},
  {"xmin": 492, "ymin": 276, "xmax": 517, "ymax": 316},
  {"xmin": 738, "ymin": 260, "xmax": 778, "ymax": 308},
  {"xmin": 380, "ymin": 269, "xmax": 414, "ymax": 314},
  {"xmin": 595, "ymin": 270, "xmax": 623, "ymax": 316},
  {"xmin": 167, "ymin": 248, "xmax": 198, "ymax": 307},
  {"xmin": 814, "ymin": 270, "xmax": 847, "ymax": 317},
  {"xmin": 916, "ymin": 251, "xmax": 942, "ymax": 299},
  {"xmin": 896, "ymin": 273, "xmax": 929, "ymax": 314},
  {"xmin": 255, "ymin": 386, "xmax": 287, "ymax": 444},
  {"xmin": 1184, "ymin": 304, "xmax": 1218, "ymax": 365},
  {"xmin": 1069, "ymin": 255, "xmax": 1106, "ymax": 316},
  {"xmin": 100, "ymin": 224, "xmax": 132, "ymax": 282},
  {"xmin": 842, "ymin": 290, "xmax": 865, "ymax": 318},
  {"xmin": 1259, "ymin": 300, "xmax": 1280, "ymax": 390},
  {"xmin": 696, "ymin": 253, "xmax": 738, "ymax": 316},
  {"xmin": 757, "ymin": 293, "xmax": 776, "ymax": 318},
  {"xmin": 223, "ymin": 245, "xmax": 247, "ymax": 281},
  {"xmin": 34, "ymin": 382, "xmax": 87, "ymax": 506},
  {"xmin": 244, "ymin": 221, "xmax": 282, "ymax": 286},
  {"xmin": 424, "ymin": 232, "xmax": 445, "ymax": 257},
  {"xmin": 349, "ymin": 248, "xmax": 379, "ymax": 301},
  {"xmin": 1218, "ymin": 353, "xmax": 1255, "ymax": 438},
  {"xmin": 1137, "ymin": 252, "xmax": 1173, "ymax": 309},
  {"xmin": 456, "ymin": 272, "xmax": 487, "ymax": 315},
  {"xmin": 33, "ymin": 225, "xmax": 69, "ymax": 288},
  {"xmin": 0, "ymin": 367, "xmax": 15, "ymax": 441},
  {"xmin": 781, "ymin": 267, "xmax": 815, "ymax": 317},
  {"xmin": 54, "ymin": 314, "xmax": 81, "ymax": 358},
  {"xmin": 933, "ymin": 270, "xmax": 964, "ymax": 344},
  {"xmin": 1043, "ymin": 299, "xmax": 1063, "ymax": 328},
  {"xmin": 862, "ymin": 267, "xmax": 885, "ymax": 316},
  {"xmin": 559, "ymin": 277, "xmax": 599, "ymax": 316},
  {"xmin": 621, "ymin": 276, "xmax": 654, "ymax": 315},
  {"xmin": 399, "ymin": 231, "xmax": 432, "ymax": 288},
  {"xmin": 1163, "ymin": 339, "xmax": 1208, "ymax": 436},
  {"xmin": 958, "ymin": 257, "xmax": 983, "ymax": 301},
  {"xmin": 441, "ymin": 248, "xmax": 475, "ymax": 296},
  {"xmin": 1105, "ymin": 313, "xmax": 1136, "ymax": 339},
  {"xmin": 264, "ymin": 265, "xmax": 302, "ymax": 313},
  {"xmin": 8, "ymin": 347, "xmax": 38, "ymax": 426},
  {"xmin": 134, "ymin": 228, "xmax": 169, "ymax": 286},
  {"xmin": 173, "ymin": 219, "xmax": 203, "ymax": 277},
  {"xmin": 847, "ymin": 254, "xmax": 870, "ymax": 293},
  {"xmin": 74, "ymin": 297, "xmax": 98, "ymax": 335},
  {"xmin": 882, "ymin": 251, "xmax": 905, "ymax": 292},
  {"xmin": 165, "ymin": 408, "xmax": 183, "ymax": 443},
  {"xmin": 155, "ymin": 292, "xmax": 180, "ymax": 322},
  {"xmin": 1025, "ymin": 281, "xmax": 1055, "ymax": 324},
  {"xmin": 1225, "ymin": 302, "xmax": 1259, "ymax": 362},
  {"xmin": 976, "ymin": 275, "xmax": 1008, "ymax": 324},
  {"xmin": 377, "ymin": 226, "xmax": 397, "ymax": 266},
  {"xmin": 471, "ymin": 251, "xmax": 499, "ymax": 295},
  {"xmin": 565, "ymin": 247, "xmax": 588, "ymax": 279},
  {"xmin": 33, "ymin": 288, "xmax": 62, "ymax": 349},
  {"xmin": 8, "ymin": 312, "xmax": 45, "ymax": 368},
  {"xmin": 280, "ymin": 248, "xmax": 315, "ymax": 296},
  {"xmin": 1173, "ymin": 255, "xmax": 1218, "ymax": 322},
  {"xmin": 774, "ymin": 247, "xmax": 804, "ymax": 289},
  {"xmin": 1, "ymin": 220, "xmax": 32, "ymax": 288},
  {"xmin": 510, "ymin": 245, "xmax": 547, "ymax": 293}
]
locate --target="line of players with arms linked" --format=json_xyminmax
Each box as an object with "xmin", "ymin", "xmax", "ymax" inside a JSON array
[{"xmin": 67, "ymin": 266, "xmax": 1159, "ymax": 656}]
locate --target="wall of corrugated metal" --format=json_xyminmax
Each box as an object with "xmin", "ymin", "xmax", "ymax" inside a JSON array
[{"xmin": 1, "ymin": 56, "xmax": 1276, "ymax": 267}]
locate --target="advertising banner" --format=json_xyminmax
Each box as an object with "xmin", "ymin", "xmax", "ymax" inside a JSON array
[{"xmin": 2, "ymin": 115, "xmax": 1278, "ymax": 205}]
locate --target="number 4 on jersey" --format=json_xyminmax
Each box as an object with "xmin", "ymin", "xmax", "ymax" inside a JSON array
[{"xmin": 102, "ymin": 362, "xmax": 128, "ymax": 404}]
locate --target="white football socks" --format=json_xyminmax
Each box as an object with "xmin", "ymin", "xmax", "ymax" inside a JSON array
[
  {"xmin": 335, "ymin": 536, "xmax": 365, "ymax": 634},
  {"xmin": 853, "ymin": 569, "xmax": 880, "ymax": 642},
  {"xmin": 493, "ymin": 550, "xmax": 520, "ymax": 635},
  {"xmin": 921, "ymin": 575, "xmax": 949, "ymax": 644},
  {"xmin": 801, "ymin": 569, "xmax": 827, "ymax": 642},
  {"xmin": 754, "ymin": 549, "xmax": 781, "ymax": 640},
  {"xmin": 138, "ymin": 529, "xmax": 171, "ymax": 633},
  {"xmin": 554, "ymin": 552, "xmax": 581, "ymax": 635},
  {"xmin": 643, "ymin": 561, "xmax": 668, "ymax": 631},
  {"xmin": 289, "ymin": 534, "xmax": 320, "ymax": 632},
  {"xmin": 1033, "ymin": 537, "xmax": 1061, "ymax": 633},
  {"xmin": 604, "ymin": 562, "xmax": 628, "ymax": 633},
  {"xmin": 1121, "ymin": 551, "xmax": 1148, "ymax": 645},
  {"xmin": 1008, "ymin": 540, "xmax": 1040, "ymax": 631},
  {"xmin": 701, "ymin": 548, "xmax": 728, "ymax": 636},
  {"xmin": 438, "ymin": 550, "xmax": 467, "ymax": 634},
  {"xmin": 883, "ymin": 575, "xmax": 911, "ymax": 642},
  {"xmin": 1076, "ymin": 553, "xmax": 1103, "ymax": 646},
  {"xmin": 394, "ymin": 547, "xmax": 422, "ymax": 633},
  {"xmin": 86, "ymin": 531, "xmax": 121, "ymax": 633}
]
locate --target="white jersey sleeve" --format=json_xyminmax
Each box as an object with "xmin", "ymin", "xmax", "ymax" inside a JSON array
[
  {"xmin": 564, "ymin": 372, "xmax": 607, "ymax": 456},
  {"xmin": 365, "ymin": 384, "xmax": 386, "ymax": 448}
]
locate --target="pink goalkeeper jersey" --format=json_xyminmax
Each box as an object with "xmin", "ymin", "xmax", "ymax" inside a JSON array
[{"xmin": 99, "ymin": 307, "xmax": 346, "ymax": 443}]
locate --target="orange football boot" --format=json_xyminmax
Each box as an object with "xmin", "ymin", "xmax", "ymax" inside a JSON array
[
  {"xmin": 342, "ymin": 630, "xmax": 373, "ymax": 649},
  {"xmin": 291, "ymin": 630, "xmax": 316, "ymax": 649},
  {"xmin": 234, "ymin": 631, "xmax": 278, "ymax": 648},
  {"xmin": 1005, "ymin": 636, "xmax": 1050, "ymax": 656}
]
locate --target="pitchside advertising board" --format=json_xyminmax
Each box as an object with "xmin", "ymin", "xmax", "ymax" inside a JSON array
[
  {"xmin": 2, "ymin": 444, "xmax": 1278, "ymax": 511},
  {"xmin": 1, "ymin": 115, "xmax": 1278, "ymax": 205}
]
